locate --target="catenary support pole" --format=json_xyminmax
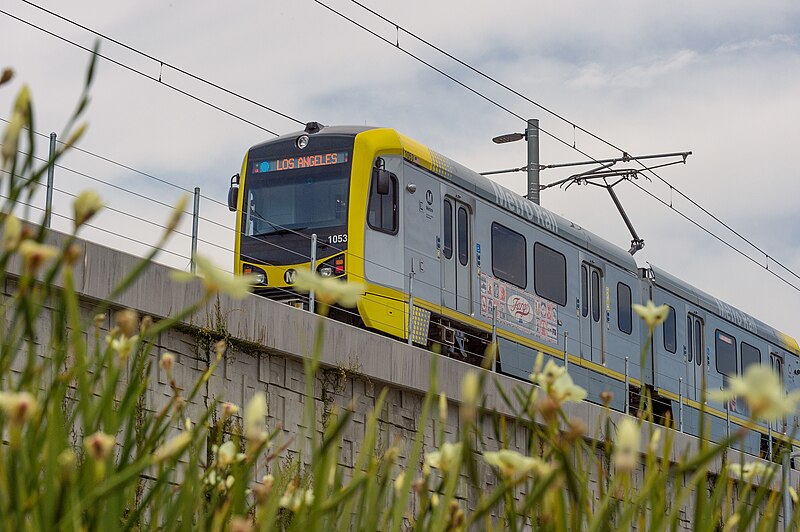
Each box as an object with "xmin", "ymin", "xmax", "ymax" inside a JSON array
[
  {"xmin": 45, "ymin": 132, "xmax": 56, "ymax": 228},
  {"xmin": 526, "ymin": 119, "xmax": 540, "ymax": 205},
  {"xmin": 678, "ymin": 378, "xmax": 684, "ymax": 433},
  {"xmin": 309, "ymin": 233, "xmax": 317, "ymax": 313},
  {"xmin": 190, "ymin": 187, "xmax": 200, "ymax": 272},
  {"xmin": 407, "ymin": 266, "xmax": 415, "ymax": 346}
]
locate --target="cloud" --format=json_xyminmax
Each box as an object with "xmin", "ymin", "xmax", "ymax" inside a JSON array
[
  {"xmin": 715, "ymin": 33, "xmax": 799, "ymax": 54},
  {"xmin": 569, "ymin": 49, "xmax": 699, "ymax": 89}
]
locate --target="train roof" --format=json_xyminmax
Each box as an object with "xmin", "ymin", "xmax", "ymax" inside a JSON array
[
  {"xmin": 250, "ymin": 125, "xmax": 637, "ymax": 272},
  {"xmin": 248, "ymin": 125, "xmax": 373, "ymax": 152},
  {"xmin": 647, "ymin": 264, "xmax": 800, "ymax": 356}
]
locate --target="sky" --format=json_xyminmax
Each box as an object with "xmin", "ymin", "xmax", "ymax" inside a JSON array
[{"xmin": 2, "ymin": 0, "xmax": 799, "ymax": 338}]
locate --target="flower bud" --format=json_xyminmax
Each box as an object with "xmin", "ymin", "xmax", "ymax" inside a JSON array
[
  {"xmin": 0, "ymin": 68, "xmax": 12, "ymax": 86},
  {"xmin": 244, "ymin": 392, "xmax": 268, "ymax": 442},
  {"xmin": 222, "ymin": 402, "xmax": 239, "ymax": 421},
  {"xmin": 114, "ymin": 309, "xmax": 138, "ymax": 337},
  {"xmin": 394, "ymin": 472, "xmax": 406, "ymax": 495},
  {"xmin": 84, "ymin": 431, "xmax": 115, "ymax": 461},
  {"xmin": 63, "ymin": 244, "xmax": 82, "ymax": 266},
  {"xmin": 139, "ymin": 315, "xmax": 153, "ymax": 335},
  {"xmin": 0, "ymin": 391, "xmax": 38, "ymax": 425},
  {"xmin": 600, "ymin": 391, "xmax": 614, "ymax": 407},
  {"xmin": 73, "ymin": 190, "xmax": 104, "ymax": 229},
  {"xmin": 1, "ymin": 86, "xmax": 30, "ymax": 168},
  {"xmin": 253, "ymin": 474, "xmax": 274, "ymax": 503},
  {"xmin": 18, "ymin": 239, "xmax": 59, "ymax": 273},
  {"xmin": 217, "ymin": 440, "xmax": 237, "ymax": 467},
  {"xmin": 3, "ymin": 214, "xmax": 21, "ymax": 252},
  {"xmin": 159, "ymin": 352, "xmax": 175, "ymax": 380},
  {"xmin": 58, "ymin": 449, "xmax": 77, "ymax": 477}
]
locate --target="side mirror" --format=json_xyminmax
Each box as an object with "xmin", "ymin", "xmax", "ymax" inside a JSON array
[
  {"xmin": 374, "ymin": 168, "xmax": 391, "ymax": 195},
  {"xmin": 227, "ymin": 174, "xmax": 240, "ymax": 212}
]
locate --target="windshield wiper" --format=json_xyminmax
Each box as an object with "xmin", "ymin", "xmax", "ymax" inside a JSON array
[{"xmin": 252, "ymin": 226, "xmax": 307, "ymax": 238}]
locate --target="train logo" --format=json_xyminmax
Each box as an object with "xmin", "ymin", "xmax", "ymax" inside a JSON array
[
  {"xmin": 507, "ymin": 295, "xmax": 533, "ymax": 323},
  {"xmin": 284, "ymin": 269, "xmax": 297, "ymax": 285}
]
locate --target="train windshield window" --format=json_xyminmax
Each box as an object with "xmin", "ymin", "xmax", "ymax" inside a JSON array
[
  {"xmin": 457, "ymin": 206, "xmax": 469, "ymax": 266},
  {"xmin": 581, "ymin": 265, "xmax": 588, "ymax": 317},
  {"xmin": 715, "ymin": 330, "xmax": 737, "ymax": 376},
  {"xmin": 244, "ymin": 163, "xmax": 349, "ymax": 237},
  {"xmin": 492, "ymin": 223, "xmax": 526, "ymax": 288},
  {"xmin": 663, "ymin": 306, "xmax": 677, "ymax": 353},
  {"xmin": 367, "ymin": 171, "xmax": 398, "ymax": 234},
  {"xmin": 534, "ymin": 243, "xmax": 567, "ymax": 306},
  {"xmin": 617, "ymin": 282, "xmax": 632, "ymax": 334},
  {"xmin": 591, "ymin": 270, "xmax": 600, "ymax": 322},
  {"xmin": 741, "ymin": 342, "xmax": 761, "ymax": 372},
  {"xmin": 442, "ymin": 200, "xmax": 453, "ymax": 259}
]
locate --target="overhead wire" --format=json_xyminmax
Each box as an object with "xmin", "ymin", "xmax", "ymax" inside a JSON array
[
  {"xmin": 311, "ymin": 0, "xmax": 800, "ymax": 292},
  {"xmin": 629, "ymin": 180, "xmax": 800, "ymax": 292},
  {"xmin": 0, "ymin": 8, "xmax": 285, "ymax": 136},
  {"xmin": 18, "ymin": 0, "xmax": 306, "ymax": 128},
  {"xmin": 0, "ymin": 168, "xmax": 193, "ymax": 263},
  {"xmin": 339, "ymin": 0, "xmax": 800, "ymax": 285}
]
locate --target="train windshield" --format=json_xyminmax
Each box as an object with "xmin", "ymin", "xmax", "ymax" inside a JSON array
[{"xmin": 240, "ymin": 147, "xmax": 352, "ymax": 265}]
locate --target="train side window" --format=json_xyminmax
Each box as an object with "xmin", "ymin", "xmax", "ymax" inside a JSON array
[
  {"xmin": 581, "ymin": 265, "xmax": 588, "ymax": 317},
  {"xmin": 741, "ymin": 342, "xmax": 761, "ymax": 372},
  {"xmin": 442, "ymin": 200, "xmax": 453, "ymax": 259},
  {"xmin": 715, "ymin": 329, "xmax": 737, "ymax": 376},
  {"xmin": 367, "ymin": 171, "xmax": 398, "ymax": 234},
  {"xmin": 534, "ymin": 242, "xmax": 567, "ymax": 306},
  {"xmin": 591, "ymin": 270, "xmax": 600, "ymax": 322},
  {"xmin": 686, "ymin": 316, "xmax": 693, "ymax": 363},
  {"xmin": 663, "ymin": 306, "xmax": 677, "ymax": 353},
  {"xmin": 617, "ymin": 282, "xmax": 632, "ymax": 334},
  {"xmin": 457, "ymin": 206, "xmax": 469, "ymax": 266},
  {"xmin": 491, "ymin": 223, "xmax": 526, "ymax": 288},
  {"xmin": 695, "ymin": 319, "xmax": 702, "ymax": 366}
]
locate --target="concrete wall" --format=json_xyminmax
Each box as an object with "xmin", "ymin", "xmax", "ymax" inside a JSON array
[{"xmin": 9, "ymin": 232, "xmax": 796, "ymax": 528}]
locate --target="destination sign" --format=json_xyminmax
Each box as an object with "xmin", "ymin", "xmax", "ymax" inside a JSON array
[{"xmin": 252, "ymin": 151, "xmax": 349, "ymax": 174}]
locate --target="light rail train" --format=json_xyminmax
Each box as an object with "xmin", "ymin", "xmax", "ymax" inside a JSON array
[{"xmin": 227, "ymin": 123, "xmax": 800, "ymax": 458}]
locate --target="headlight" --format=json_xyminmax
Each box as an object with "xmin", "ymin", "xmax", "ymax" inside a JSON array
[
  {"xmin": 319, "ymin": 266, "xmax": 334, "ymax": 277},
  {"xmin": 296, "ymin": 135, "xmax": 309, "ymax": 149},
  {"xmin": 243, "ymin": 264, "xmax": 267, "ymax": 285}
]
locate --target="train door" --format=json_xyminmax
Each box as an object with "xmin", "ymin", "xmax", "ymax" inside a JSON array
[
  {"xmin": 441, "ymin": 196, "xmax": 472, "ymax": 314},
  {"xmin": 580, "ymin": 262, "xmax": 604, "ymax": 364},
  {"xmin": 686, "ymin": 313, "xmax": 705, "ymax": 401},
  {"xmin": 770, "ymin": 352, "xmax": 785, "ymax": 433}
]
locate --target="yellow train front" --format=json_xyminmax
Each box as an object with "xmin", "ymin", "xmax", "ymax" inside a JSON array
[{"xmin": 229, "ymin": 123, "xmax": 436, "ymax": 342}]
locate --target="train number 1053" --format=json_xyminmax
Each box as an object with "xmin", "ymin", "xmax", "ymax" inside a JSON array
[{"xmin": 327, "ymin": 234, "xmax": 348, "ymax": 244}]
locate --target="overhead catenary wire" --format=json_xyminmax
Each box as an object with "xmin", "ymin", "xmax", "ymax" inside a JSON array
[
  {"xmin": 338, "ymin": 0, "xmax": 800, "ymax": 284},
  {"xmin": 0, "ymin": 8, "xmax": 287, "ymax": 136},
  {"xmin": 0, "ymin": 172, "xmax": 193, "ymax": 263},
  {"xmin": 311, "ymin": 0, "xmax": 800, "ymax": 291},
  {"xmin": 17, "ymin": 0, "xmax": 306, "ymax": 129}
]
